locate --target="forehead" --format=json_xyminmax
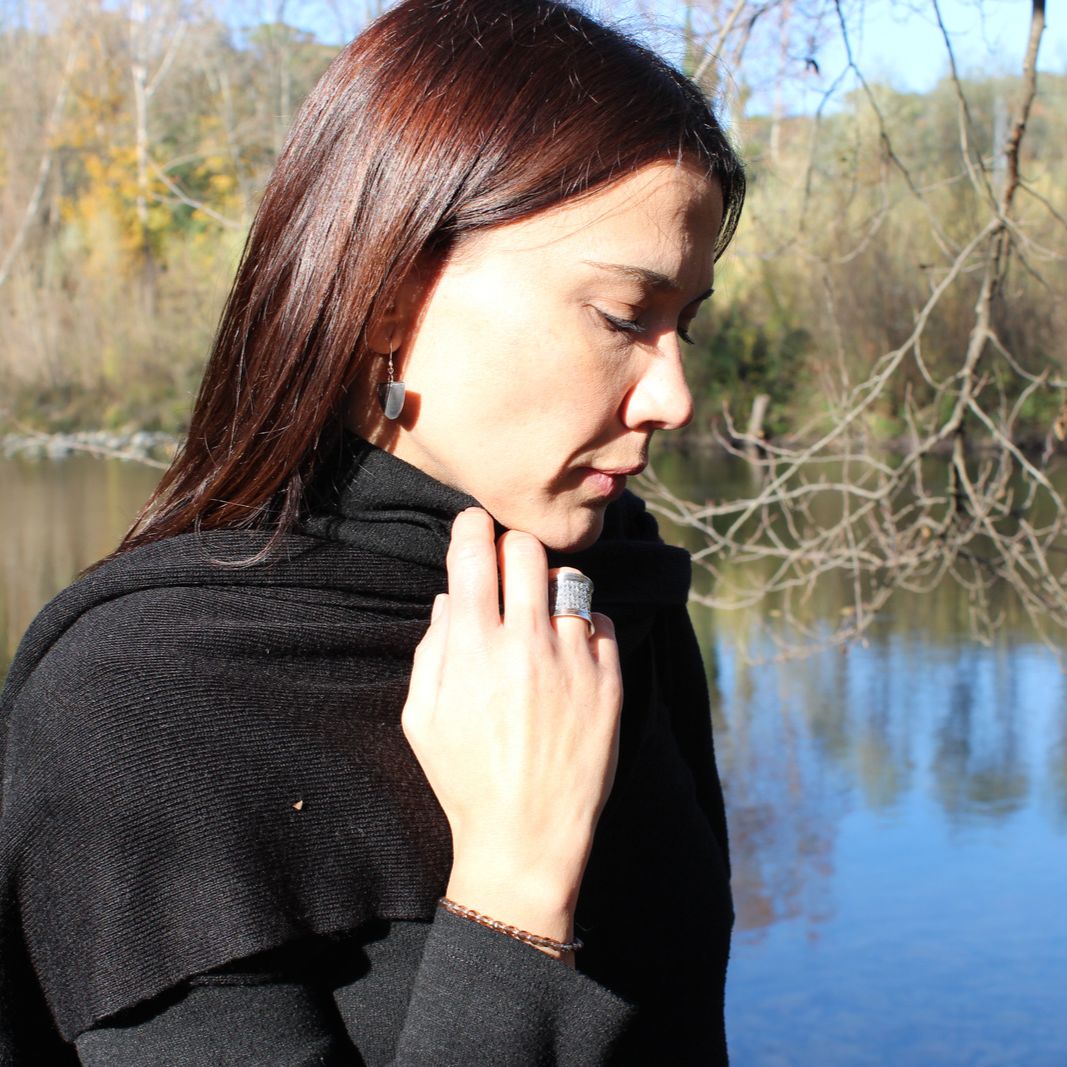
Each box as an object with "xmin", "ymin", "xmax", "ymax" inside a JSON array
[{"xmin": 452, "ymin": 161, "xmax": 722, "ymax": 276}]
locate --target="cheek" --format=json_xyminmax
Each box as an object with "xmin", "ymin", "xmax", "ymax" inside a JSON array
[
  {"xmin": 448, "ymin": 334, "xmax": 571, "ymax": 418},
  {"xmin": 408, "ymin": 282, "xmax": 622, "ymax": 452},
  {"xmin": 476, "ymin": 358, "xmax": 617, "ymax": 438}
]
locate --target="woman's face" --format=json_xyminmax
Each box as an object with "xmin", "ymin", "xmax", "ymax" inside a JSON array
[{"xmin": 370, "ymin": 159, "xmax": 724, "ymax": 551}]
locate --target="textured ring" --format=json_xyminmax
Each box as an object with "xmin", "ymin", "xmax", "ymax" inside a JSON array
[{"xmin": 548, "ymin": 568, "xmax": 595, "ymax": 636}]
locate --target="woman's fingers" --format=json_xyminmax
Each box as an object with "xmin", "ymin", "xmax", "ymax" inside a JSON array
[
  {"xmin": 550, "ymin": 612, "xmax": 594, "ymax": 646},
  {"xmin": 402, "ymin": 593, "xmax": 449, "ymax": 742},
  {"xmin": 443, "ymin": 510, "xmax": 603, "ymax": 649},
  {"xmin": 445, "ymin": 508, "xmax": 501, "ymax": 637},
  {"xmin": 410, "ymin": 593, "xmax": 450, "ymax": 689},
  {"xmin": 586, "ymin": 612, "xmax": 619, "ymax": 667},
  {"xmin": 498, "ymin": 530, "xmax": 549, "ymax": 631},
  {"xmin": 499, "ymin": 539, "xmax": 599, "ymax": 653}
]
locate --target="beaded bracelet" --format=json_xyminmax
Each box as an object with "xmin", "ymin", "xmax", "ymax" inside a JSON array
[{"xmin": 437, "ymin": 897, "xmax": 584, "ymax": 954}]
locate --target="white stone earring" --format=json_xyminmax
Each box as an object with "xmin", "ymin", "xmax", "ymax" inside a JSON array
[{"xmin": 376, "ymin": 344, "xmax": 406, "ymax": 420}]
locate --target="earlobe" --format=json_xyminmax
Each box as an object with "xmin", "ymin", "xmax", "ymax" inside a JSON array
[
  {"xmin": 366, "ymin": 309, "xmax": 405, "ymax": 356},
  {"xmin": 366, "ymin": 259, "xmax": 433, "ymax": 355}
]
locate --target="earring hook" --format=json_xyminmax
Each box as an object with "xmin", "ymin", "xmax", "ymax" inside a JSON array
[{"xmin": 376, "ymin": 338, "xmax": 406, "ymax": 420}]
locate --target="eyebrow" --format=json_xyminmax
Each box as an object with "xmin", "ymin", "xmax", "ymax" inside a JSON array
[{"xmin": 581, "ymin": 260, "xmax": 714, "ymax": 302}]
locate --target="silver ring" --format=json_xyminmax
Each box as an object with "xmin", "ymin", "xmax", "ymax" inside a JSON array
[{"xmin": 548, "ymin": 568, "xmax": 595, "ymax": 637}]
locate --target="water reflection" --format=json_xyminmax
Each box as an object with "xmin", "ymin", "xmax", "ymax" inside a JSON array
[
  {"xmin": 932, "ymin": 648, "xmax": 1029, "ymax": 823},
  {"xmin": 1053, "ymin": 709, "xmax": 1067, "ymax": 831},
  {"xmin": 711, "ymin": 621, "xmax": 1064, "ymax": 908},
  {"xmin": 0, "ymin": 455, "xmax": 159, "ymax": 675},
  {"xmin": 705, "ymin": 611, "xmax": 1067, "ymax": 1060}
]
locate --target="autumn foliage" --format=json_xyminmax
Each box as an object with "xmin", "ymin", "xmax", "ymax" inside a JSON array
[{"xmin": 1, "ymin": 1, "xmax": 1063, "ymax": 445}]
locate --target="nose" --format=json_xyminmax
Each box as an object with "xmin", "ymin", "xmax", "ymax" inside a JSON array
[{"xmin": 619, "ymin": 341, "xmax": 694, "ymax": 432}]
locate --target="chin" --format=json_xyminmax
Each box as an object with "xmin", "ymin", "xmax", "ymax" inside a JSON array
[{"xmin": 540, "ymin": 509, "xmax": 606, "ymax": 554}]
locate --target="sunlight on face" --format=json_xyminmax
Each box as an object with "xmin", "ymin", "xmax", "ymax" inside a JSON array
[{"xmin": 368, "ymin": 160, "xmax": 724, "ymax": 551}]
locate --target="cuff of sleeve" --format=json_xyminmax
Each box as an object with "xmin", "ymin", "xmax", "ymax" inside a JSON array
[{"xmin": 394, "ymin": 908, "xmax": 634, "ymax": 1066}]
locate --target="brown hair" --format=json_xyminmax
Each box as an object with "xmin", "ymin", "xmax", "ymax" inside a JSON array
[{"xmin": 117, "ymin": 0, "xmax": 745, "ymax": 557}]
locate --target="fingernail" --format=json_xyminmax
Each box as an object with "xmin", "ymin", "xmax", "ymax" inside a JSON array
[{"xmin": 431, "ymin": 593, "xmax": 446, "ymax": 621}]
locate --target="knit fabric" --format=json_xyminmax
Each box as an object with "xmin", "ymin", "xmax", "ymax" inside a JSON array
[
  {"xmin": 0, "ymin": 436, "xmax": 732, "ymax": 1062},
  {"xmin": 76, "ymin": 910, "xmax": 636, "ymax": 1067}
]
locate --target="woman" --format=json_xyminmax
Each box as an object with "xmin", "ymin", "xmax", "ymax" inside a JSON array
[{"xmin": 0, "ymin": 0, "xmax": 744, "ymax": 1063}]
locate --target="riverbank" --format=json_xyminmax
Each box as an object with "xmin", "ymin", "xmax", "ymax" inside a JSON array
[
  {"xmin": 3, "ymin": 425, "xmax": 1059, "ymax": 468},
  {"xmin": 1, "ymin": 430, "xmax": 178, "ymax": 466}
]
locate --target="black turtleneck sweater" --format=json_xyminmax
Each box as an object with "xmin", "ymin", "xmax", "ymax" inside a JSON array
[{"xmin": 0, "ymin": 438, "xmax": 732, "ymax": 1066}]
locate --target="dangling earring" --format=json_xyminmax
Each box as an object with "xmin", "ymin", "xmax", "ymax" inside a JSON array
[{"xmin": 376, "ymin": 343, "xmax": 406, "ymax": 420}]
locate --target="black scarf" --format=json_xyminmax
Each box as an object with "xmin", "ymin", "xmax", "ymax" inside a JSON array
[{"xmin": 0, "ymin": 438, "xmax": 731, "ymax": 1062}]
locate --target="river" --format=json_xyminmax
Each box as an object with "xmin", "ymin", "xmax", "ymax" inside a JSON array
[{"xmin": 2, "ymin": 450, "xmax": 1065, "ymax": 1065}]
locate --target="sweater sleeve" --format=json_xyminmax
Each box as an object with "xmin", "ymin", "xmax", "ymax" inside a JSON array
[
  {"xmin": 391, "ymin": 910, "xmax": 633, "ymax": 1064},
  {"xmin": 73, "ymin": 910, "xmax": 634, "ymax": 1067}
]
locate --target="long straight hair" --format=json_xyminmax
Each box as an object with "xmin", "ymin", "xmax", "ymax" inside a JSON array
[{"xmin": 117, "ymin": 0, "xmax": 745, "ymax": 558}]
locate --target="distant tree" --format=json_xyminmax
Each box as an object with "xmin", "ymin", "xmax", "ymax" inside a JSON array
[{"xmin": 639, "ymin": 0, "xmax": 1067, "ymax": 657}]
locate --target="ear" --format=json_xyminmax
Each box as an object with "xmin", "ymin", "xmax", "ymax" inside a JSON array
[{"xmin": 365, "ymin": 259, "xmax": 433, "ymax": 355}]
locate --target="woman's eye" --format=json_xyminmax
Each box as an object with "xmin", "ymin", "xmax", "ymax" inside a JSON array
[
  {"xmin": 599, "ymin": 310, "xmax": 644, "ymax": 336},
  {"xmin": 598, "ymin": 309, "xmax": 695, "ymax": 345}
]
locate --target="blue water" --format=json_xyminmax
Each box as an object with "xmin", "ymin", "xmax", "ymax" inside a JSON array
[{"xmin": 716, "ymin": 629, "xmax": 1067, "ymax": 1065}]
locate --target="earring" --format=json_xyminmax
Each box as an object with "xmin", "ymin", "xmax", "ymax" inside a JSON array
[{"xmin": 376, "ymin": 344, "xmax": 406, "ymax": 420}]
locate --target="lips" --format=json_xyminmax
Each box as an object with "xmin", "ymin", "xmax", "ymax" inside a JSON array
[
  {"xmin": 579, "ymin": 463, "xmax": 644, "ymax": 501},
  {"xmin": 591, "ymin": 463, "xmax": 646, "ymax": 477}
]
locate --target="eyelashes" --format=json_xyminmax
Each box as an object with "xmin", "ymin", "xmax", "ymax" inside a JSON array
[
  {"xmin": 598, "ymin": 310, "xmax": 695, "ymax": 346},
  {"xmin": 598, "ymin": 311, "xmax": 642, "ymax": 335}
]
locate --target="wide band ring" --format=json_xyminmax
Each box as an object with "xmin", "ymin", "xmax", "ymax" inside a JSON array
[{"xmin": 548, "ymin": 568, "xmax": 595, "ymax": 637}]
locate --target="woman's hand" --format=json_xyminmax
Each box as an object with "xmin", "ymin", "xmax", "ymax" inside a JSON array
[{"xmin": 401, "ymin": 507, "xmax": 622, "ymax": 959}]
